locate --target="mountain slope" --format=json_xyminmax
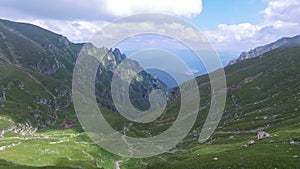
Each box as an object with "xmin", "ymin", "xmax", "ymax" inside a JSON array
[
  {"xmin": 0, "ymin": 62, "xmax": 74, "ymax": 129},
  {"xmin": 0, "ymin": 18, "xmax": 166, "ymax": 113},
  {"xmin": 2, "ymin": 46, "xmax": 299, "ymax": 168},
  {"xmin": 229, "ymin": 35, "xmax": 300, "ymax": 64},
  {"xmin": 0, "ymin": 19, "xmax": 80, "ymax": 80},
  {"xmin": 0, "ymin": 19, "xmax": 299, "ymax": 168},
  {"xmin": 0, "ymin": 19, "xmax": 166, "ymax": 169},
  {"xmin": 122, "ymin": 46, "xmax": 300, "ymax": 169}
]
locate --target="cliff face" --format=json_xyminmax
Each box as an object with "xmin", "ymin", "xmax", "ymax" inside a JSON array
[{"xmin": 229, "ymin": 35, "xmax": 300, "ymax": 65}]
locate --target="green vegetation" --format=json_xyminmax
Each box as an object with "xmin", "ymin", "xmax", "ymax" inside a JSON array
[
  {"xmin": 120, "ymin": 47, "xmax": 300, "ymax": 169},
  {"xmin": 0, "ymin": 18, "xmax": 299, "ymax": 168},
  {"xmin": 0, "ymin": 129, "xmax": 120, "ymax": 169},
  {"xmin": 0, "ymin": 46, "xmax": 297, "ymax": 169}
]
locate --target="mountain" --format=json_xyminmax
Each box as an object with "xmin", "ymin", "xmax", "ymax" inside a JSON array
[
  {"xmin": 0, "ymin": 18, "xmax": 166, "ymax": 116},
  {"xmin": 0, "ymin": 19, "xmax": 80, "ymax": 80},
  {"xmin": 229, "ymin": 35, "xmax": 300, "ymax": 64},
  {"xmin": 0, "ymin": 19, "xmax": 299, "ymax": 168},
  {"xmin": 0, "ymin": 19, "xmax": 166, "ymax": 168},
  {"xmin": 125, "ymin": 46, "xmax": 300, "ymax": 169}
]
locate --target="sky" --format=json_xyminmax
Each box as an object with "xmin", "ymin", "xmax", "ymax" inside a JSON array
[{"xmin": 0, "ymin": 0, "xmax": 299, "ymax": 62}]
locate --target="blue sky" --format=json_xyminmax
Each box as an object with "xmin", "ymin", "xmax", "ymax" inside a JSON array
[
  {"xmin": 193, "ymin": 0, "xmax": 267, "ymax": 29},
  {"xmin": 0, "ymin": 0, "xmax": 299, "ymax": 65}
]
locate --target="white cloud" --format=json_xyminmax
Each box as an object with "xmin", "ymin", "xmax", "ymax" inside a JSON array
[
  {"xmin": 0, "ymin": 0, "xmax": 203, "ymax": 43},
  {"xmin": 16, "ymin": 19, "xmax": 107, "ymax": 42},
  {"xmin": 104, "ymin": 0, "xmax": 202, "ymax": 18},
  {"xmin": 88, "ymin": 20, "xmax": 210, "ymax": 51},
  {"xmin": 204, "ymin": 0, "xmax": 300, "ymax": 52},
  {"xmin": 262, "ymin": 0, "xmax": 300, "ymax": 24},
  {"xmin": 1, "ymin": 0, "xmax": 299, "ymax": 54},
  {"xmin": 217, "ymin": 23, "xmax": 262, "ymax": 41},
  {"xmin": 0, "ymin": 0, "xmax": 202, "ymax": 20}
]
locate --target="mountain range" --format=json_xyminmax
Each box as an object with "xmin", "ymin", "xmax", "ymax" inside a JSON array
[
  {"xmin": 229, "ymin": 35, "xmax": 300, "ymax": 64},
  {"xmin": 0, "ymin": 19, "xmax": 299, "ymax": 169}
]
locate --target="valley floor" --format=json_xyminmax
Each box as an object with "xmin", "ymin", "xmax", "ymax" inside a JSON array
[{"xmin": 1, "ymin": 114, "xmax": 299, "ymax": 169}]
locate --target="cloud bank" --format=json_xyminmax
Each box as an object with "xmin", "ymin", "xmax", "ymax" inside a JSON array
[
  {"xmin": 0, "ymin": 0, "xmax": 202, "ymax": 20},
  {"xmin": 205, "ymin": 0, "xmax": 300, "ymax": 52},
  {"xmin": 0, "ymin": 0, "xmax": 299, "ymax": 54},
  {"xmin": 0, "ymin": 0, "xmax": 203, "ymax": 42}
]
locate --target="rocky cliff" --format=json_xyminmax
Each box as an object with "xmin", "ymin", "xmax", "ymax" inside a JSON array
[{"xmin": 229, "ymin": 35, "xmax": 300, "ymax": 64}]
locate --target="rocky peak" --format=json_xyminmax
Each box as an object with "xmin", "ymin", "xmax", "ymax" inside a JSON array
[
  {"xmin": 0, "ymin": 18, "xmax": 167, "ymax": 119},
  {"xmin": 229, "ymin": 35, "xmax": 300, "ymax": 65},
  {"xmin": 112, "ymin": 48, "xmax": 126, "ymax": 64}
]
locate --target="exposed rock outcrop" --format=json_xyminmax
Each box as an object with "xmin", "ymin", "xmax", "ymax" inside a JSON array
[
  {"xmin": 229, "ymin": 35, "xmax": 300, "ymax": 65},
  {"xmin": 0, "ymin": 123, "xmax": 37, "ymax": 138},
  {"xmin": 241, "ymin": 140, "xmax": 255, "ymax": 148},
  {"xmin": 257, "ymin": 131, "xmax": 271, "ymax": 140}
]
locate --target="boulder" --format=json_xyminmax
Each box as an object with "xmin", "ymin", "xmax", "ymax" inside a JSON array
[
  {"xmin": 289, "ymin": 139, "xmax": 299, "ymax": 145},
  {"xmin": 241, "ymin": 140, "xmax": 255, "ymax": 148},
  {"xmin": 257, "ymin": 131, "xmax": 270, "ymax": 140},
  {"xmin": 247, "ymin": 140, "xmax": 255, "ymax": 146}
]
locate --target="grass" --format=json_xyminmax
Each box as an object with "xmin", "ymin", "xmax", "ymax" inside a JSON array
[
  {"xmin": 123, "ymin": 127, "xmax": 300, "ymax": 169},
  {"xmin": 120, "ymin": 47, "xmax": 300, "ymax": 168},
  {"xmin": 0, "ymin": 128, "xmax": 120, "ymax": 169},
  {"xmin": 0, "ymin": 27, "xmax": 299, "ymax": 168}
]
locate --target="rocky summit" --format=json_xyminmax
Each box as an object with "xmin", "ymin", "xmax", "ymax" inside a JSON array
[{"xmin": 229, "ymin": 35, "xmax": 300, "ymax": 65}]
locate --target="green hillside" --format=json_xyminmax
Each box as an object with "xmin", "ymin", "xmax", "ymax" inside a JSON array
[
  {"xmin": 0, "ymin": 18, "xmax": 299, "ymax": 168},
  {"xmin": 122, "ymin": 47, "xmax": 300, "ymax": 169},
  {"xmin": 0, "ymin": 63, "xmax": 74, "ymax": 128},
  {"xmin": 0, "ymin": 18, "xmax": 166, "ymax": 117},
  {"xmin": 1, "ymin": 46, "xmax": 298, "ymax": 169}
]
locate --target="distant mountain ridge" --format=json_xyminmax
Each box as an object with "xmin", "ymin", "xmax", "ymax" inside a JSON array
[{"xmin": 229, "ymin": 35, "xmax": 300, "ymax": 65}]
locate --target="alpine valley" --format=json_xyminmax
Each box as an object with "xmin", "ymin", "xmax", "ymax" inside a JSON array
[{"xmin": 0, "ymin": 19, "xmax": 299, "ymax": 169}]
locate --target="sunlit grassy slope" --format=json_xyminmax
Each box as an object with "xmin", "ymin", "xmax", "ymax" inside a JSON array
[
  {"xmin": 0, "ymin": 62, "xmax": 122, "ymax": 168},
  {"xmin": 0, "ymin": 46, "xmax": 299, "ymax": 169},
  {"xmin": 122, "ymin": 47, "xmax": 300, "ymax": 168}
]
